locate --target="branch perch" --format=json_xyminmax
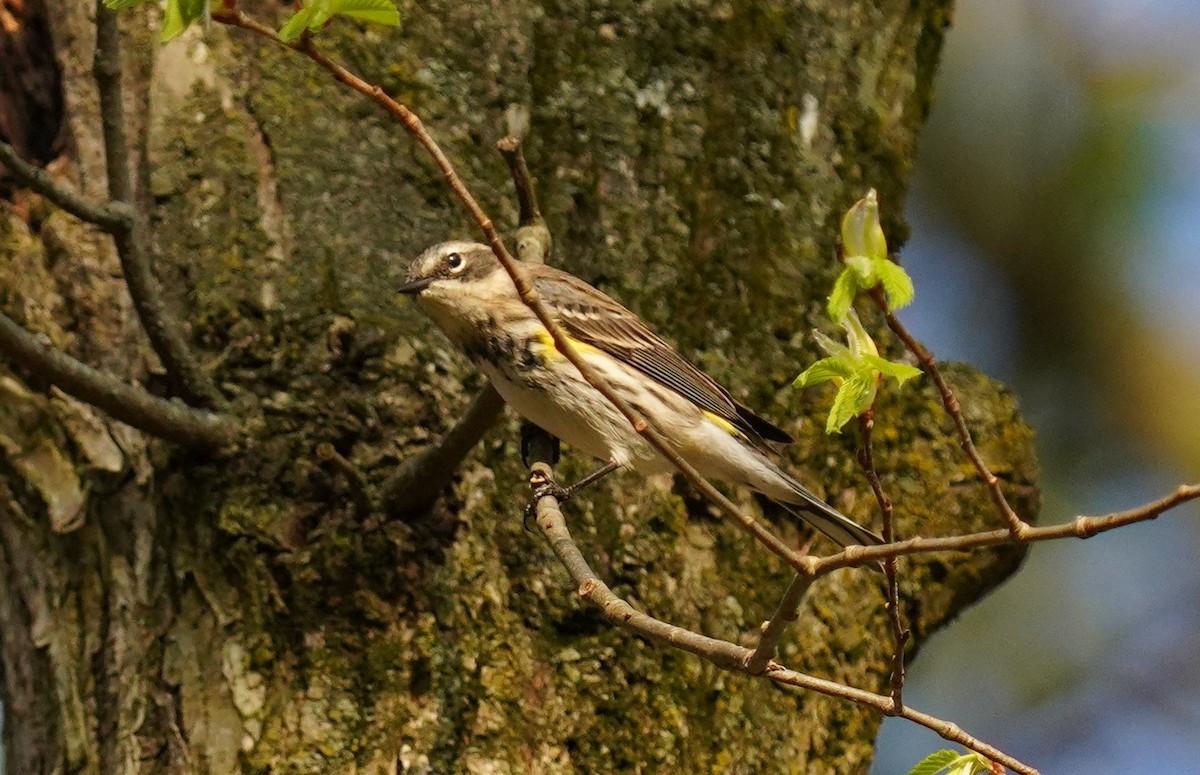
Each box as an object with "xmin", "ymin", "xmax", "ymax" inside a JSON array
[
  {"xmin": 744, "ymin": 572, "xmax": 814, "ymax": 673},
  {"xmin": 0, "ymin": 142, "xmax": 133, "ymax": 231},
  {"xmin": 497, "ymin": 135, "xmax": 551, "ymax": 264},
  {"xmin": 525, "ymin": 457, "xmax": 1037, "ymax": 775},
  {"xmin": 809, "ymin": 483, "xmax": 1200, "ymax": 574},
  {"xmin": 0, "ymin": 311, "xmax": 239, "ymax": 448}
]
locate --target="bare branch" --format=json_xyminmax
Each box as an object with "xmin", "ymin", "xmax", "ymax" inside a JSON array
[
  {"xmin": 316, "ymin": 442, "xmax": 375, "ymax": 516},
  {"xmin": 857, "ymin": 410, "xmax": 910, "ymax": 708},
  {"xmin": 93, "ymin": 2, "xmax": 134, "ymax": 208},
  {"xmin": 93, "ymin": 1, "xmax": 223, "ymax": 409},
  {"xmin": 0, "ymin": 311, "xmax": 239, "ymax": 448},
  {"xmin": 0, "ymin": 142, "xmax": 133, "ymax": 231},
  {"xmin": 744, "ymin": 573, "xmax": 814, "ymax": 673},
  {"xmin": 768, "ymin": 662, "xmax": 1038, "ymax": 775},
  {"xmin": 526, "ymin": 459, "xmax": 1037, "ymax": 775},
  {"xmin": 210, "ymin": 7, "xmax": 808, "ymax": 573},
  {"xmin": 497, "ymin": 135, "xmax": 542, "ymax": 224},
  {"xmin": 867, "ymin": 286, "xmax": 1027, "ymax": 535},
  {"xmin": 382, "ymin": 385, "xmax": 506, "ymax": 519},
  {"xmin": 496, "ymin": 135, "xmax": 551, "ymax": 264},
  {"xmin": 810, "ymin": 483, "xmax": 1200, "ymax": 575}
]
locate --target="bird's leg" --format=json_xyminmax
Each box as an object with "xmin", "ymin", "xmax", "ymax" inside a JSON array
[
  {"xmin": 520, "ymin": 421, "xmax": 560, "ymax": 468},
  {"xmin": 521, "ymin": 421, "xmax": 619, "ymax": 502},
  {"xmin": 521, "ymin": 422, "xmax": 622, "ymax": 527},
  {"xmin": 522, "ymin": 422, "xmax": 564, "ymax": 529}
]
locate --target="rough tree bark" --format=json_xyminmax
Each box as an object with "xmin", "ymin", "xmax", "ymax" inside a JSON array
[{"xmin": 0, "ymin": 1, "xmax": 1038, "ymax": 773}]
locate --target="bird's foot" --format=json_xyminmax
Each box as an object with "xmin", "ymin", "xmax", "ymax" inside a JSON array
[
  {"xmin": 523, "ymin": 469, "xmax": 572, "ymax": 531},
  {"xmin": 532, "ymin": 478, "xmax": 573, "ymax": 503}
]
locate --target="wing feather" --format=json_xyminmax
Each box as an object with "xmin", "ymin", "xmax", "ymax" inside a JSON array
[{"xmin": 531, "ymin": 266, "xmax": 793, "ymax": 447}]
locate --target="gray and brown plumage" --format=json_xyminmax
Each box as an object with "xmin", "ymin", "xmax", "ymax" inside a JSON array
[{"xmin": 399, "ymin": 241, "xmax": 882, "ymax": 548}]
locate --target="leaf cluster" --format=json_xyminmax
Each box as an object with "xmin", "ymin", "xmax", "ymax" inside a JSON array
[
  {"xmin": 828, "ymin": 188, "xmax": 914, "ymax": 321},
  {"xmin": 792, "ymin": 190, "xmax": 920, "ymax": 432}
]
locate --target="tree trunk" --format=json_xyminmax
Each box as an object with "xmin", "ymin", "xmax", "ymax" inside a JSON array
[{"xmin": 0, "ymin": 1, "xmax": 1038, "ymax": 772}]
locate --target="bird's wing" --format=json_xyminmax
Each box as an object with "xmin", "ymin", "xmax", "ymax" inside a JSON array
[{"xmin": 531, "ymin": 265, "xmax": 793, "ymax": 446}]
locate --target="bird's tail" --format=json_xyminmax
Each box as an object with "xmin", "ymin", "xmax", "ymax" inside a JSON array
[{"xmin": 773, "ymin": 480, "xmax": 884, "ymax": 549}]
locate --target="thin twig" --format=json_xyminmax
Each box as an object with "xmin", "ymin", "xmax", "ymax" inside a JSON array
[
  {"xmin": 497, "ymin": 135, "xmax": 542, "ymax": 225},
  {"xmin": 0, "ymin": 142, "xmax": 133, "ymax": 231},
  {"xmin": 381, "ymin": 385, "xmax": 506, "ymax": 519},
  {"xmin": 809, "ymin": 483, "xmax": 1200, "ymax": 575},
  {"xmin": 527, "ymin": 460, "xmax": 1037, "ymax": 775},
  {"xmin": 210, "ymin": 7, "xmax": 808, "ymax": 574},
  {"xmin": 744, "ymin": 573, "xmax": 814, "ymax": 673},
  {"xmin": 94, "ymin": 1, "xmax": 224, "ymax": 409},
  {"xmin": 0, "ymin": 311, "xmax": 239, "ymax": 448},
  {"xmin": 93, "ymin": 1, "xmax": 133, "ymax": 208},
  {"xmin": 867, "ymin": 286, "xmax": 1026, "ymax": 535},
  {"xmin": 496, "ymin": 135, "xmax": 551, "ymax": 264},
  {"xmin": 769, "ymin": 661, "xmax": 1038, "ymax": 775},
  {"xmin": 857, "ymin": 410, "xmax": 909, "ymax": 709},
  {"xmin": 316, "ymin": 442, "xmax": 375, "ymax": 516}
]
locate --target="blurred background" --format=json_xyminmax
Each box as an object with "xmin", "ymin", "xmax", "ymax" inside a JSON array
[{"xmin": 872, "ymin": 0, "xmax": 1200, "ymax": 772}]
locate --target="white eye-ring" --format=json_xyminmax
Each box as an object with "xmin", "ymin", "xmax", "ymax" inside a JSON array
[{"xmin": 446, "ymin": 252, "xmax": 465, "ymax": 272}]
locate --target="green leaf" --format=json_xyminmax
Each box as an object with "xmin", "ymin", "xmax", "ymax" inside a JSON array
[
  {"xmin": 908, "ymin": 750, "xmax": 964, "ymax": 775},
  {"xmin": 279, "ymin": 6, "xmax": 318, "ymax": 42},
  {"xmin": 793, "ymin": 357, "xmax": 853, "ymax": 388},
  {"xmin": 875, "ymin": 256, "xmax": 915, "ymax": 310},
  {"xmin": 844, "ymin": 252, "xmax": 877, "ymax": 285},
  {"xmin": 907, "ymin": 750, "xmax": 993, "ymax": 775},
  {"xmin": 160, "ymin": 0, "xmax": 208, "ymax": 42},
  {"xmin": 840, "ymin": 188, "xmax": 887, "ymax": 262},
  {"xmin": 103, "ymin": 0, "xmax": 151, "ymax": 9},
  {"xmin": 812, "ymin": 329, "xmax": 853, "ymax": 361},
  {"xmin": 826, "ymin": 371, "xmax": 876, "ymax": 433},
  {"xmin": 329, "ymin": 0, "xmax": 401, "ymax": 25},
  {"xmin": 951, "ymin": 753, "xmax": 993, "ymax": 775},
  {"xmin": 827, "ymin": 269, "xmax": 859, "ymax": 322},
  {"xmin": 310, "ymin": 3, "xmax": 337, "ymax": 30},
  {"xmin": 863, "ymin": 354, "xmax": 922, "ymax": 385},
  {"xmin": 841, "ymin": 308, "xmax": 879, "ymax": 358},
  {"xmin": 281, "ymin": 0, "xmax": 400, "ymax": 41}
]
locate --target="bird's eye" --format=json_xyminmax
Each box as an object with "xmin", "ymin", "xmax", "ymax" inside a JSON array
[{"xmin": 446, "ymin": 252, "xmax": 465, "ymax": 272}]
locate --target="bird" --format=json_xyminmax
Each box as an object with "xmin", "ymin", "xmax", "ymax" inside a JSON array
[{"xmin": 397, "ymin": 240, "xmax": 883, "ymax": 548}]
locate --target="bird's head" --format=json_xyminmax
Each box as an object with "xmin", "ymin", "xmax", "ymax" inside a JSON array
[
  {"xmin": 398, "ymin": 241, "xmax": 513, "ymax": 335},
  {"xmin": 398, "ymin": 241, "xmax": 503, "ymax": 296}
]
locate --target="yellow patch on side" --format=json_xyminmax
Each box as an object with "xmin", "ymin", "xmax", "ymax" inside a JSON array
[
  {"xmin": 702, "ymin": 410, "xmax": 743, "ymax": 437},
  {"xmin": 533, "ymin": 327, "xmax": 603, "ymax": 360}
]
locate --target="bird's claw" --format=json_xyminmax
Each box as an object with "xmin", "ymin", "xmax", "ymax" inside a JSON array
[
  {"xmin": 531, "ymin": 478, "xmax": 572, "ymax": 503},
  {"xmin": 524, "ymin": 471, "xmax": 572, "ymax": 531}
]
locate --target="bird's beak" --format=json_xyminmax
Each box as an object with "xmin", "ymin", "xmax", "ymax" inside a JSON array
[{"xmin": 397, "ymin": 276, "xmax": 434, "ymax": 295}]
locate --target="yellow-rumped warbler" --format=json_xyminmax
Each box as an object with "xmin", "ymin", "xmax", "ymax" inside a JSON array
[{"xmin": 399, "ymin": 240, "xmax": 882, "ymax": 548}]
